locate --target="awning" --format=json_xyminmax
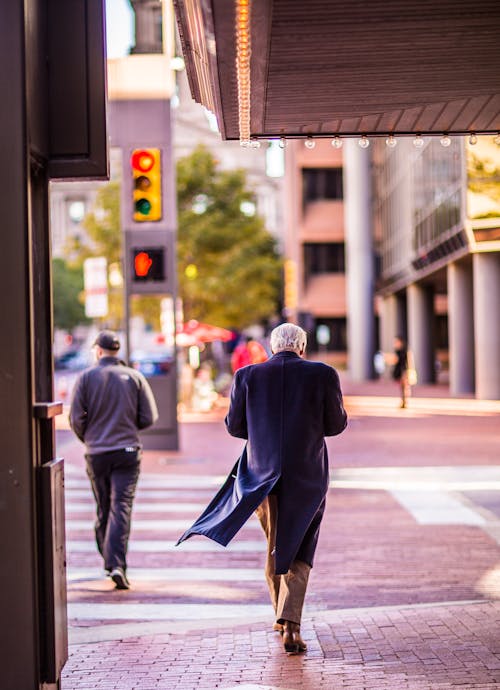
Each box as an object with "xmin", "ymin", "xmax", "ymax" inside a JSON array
[{"xmin": 173, "ymin": 0, "xmax": 500, "ymax": 143}]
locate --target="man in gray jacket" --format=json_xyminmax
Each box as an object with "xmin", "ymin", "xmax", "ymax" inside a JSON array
[{"xmin": 69, "ymin": 330, "xmax": 158, "ymax": 589}]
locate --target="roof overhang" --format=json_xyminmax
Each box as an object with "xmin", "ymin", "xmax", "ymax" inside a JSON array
[{"xmin": 173, "ymin": 0, "xmax": 500, "ymax": 142}]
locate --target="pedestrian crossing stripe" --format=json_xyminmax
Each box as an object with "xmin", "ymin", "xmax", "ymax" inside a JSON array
[
  {"xmin": 65, "ymin": 475, "xmax": 225, "ymax": 489},
  {"xmin": 68, "ymin": 602, "xmax": 271, "ymax": 620},
  {"xmin": 65, "ymin": 502, "xmax": 207, "ymax": 513},
  {"xmin": 65, "ymin": 488, "xmax": 216, "ymax": 500},
  {"xmin": 65, "ymin": 518, "xmax": 261, "ymax": 531},
  {"xmin": 65, "ymin": 466, "xmax": 500, "ymax": 493},
  {"xmin": 67, "ymin": 567, "xmax": 263, "ymax": 582},
  {"xmin": 66, "ymin": 539, "xmax": 266, "ymax": 552}
]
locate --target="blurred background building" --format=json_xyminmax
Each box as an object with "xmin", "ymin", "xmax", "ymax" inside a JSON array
[
  {"xmin": 283, "ymin": 140, "xmax": 348, "ymax": 358},
  {"xmin": 374, "ymin": 135, "xmax": 500, "ymax": 399},
  {"xmin": 48, "ymin": 1, "xmax": 500, "ymax": 401}
]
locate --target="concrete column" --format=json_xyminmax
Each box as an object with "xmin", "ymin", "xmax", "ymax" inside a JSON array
[
  {"xmin": 448, "ymin": 261, "xmax": 475, "ymax": 394},
  {"xmin": 344, "ymin": 139, "xmax": 375, "ymax": 380},
  {"xmin": 379, "ymin": 293, "xmax": 408, "ymax": 373},
  {"xmin": 473, "ymin": 253, "xmax": 500, "ymax": 399},
  {"xmin": 407, "ymin": 283, "xmax": 435, "ymax": 384},
  {"xmin": 380, "ymin": 295, "xmax": 399, "ymax": 355}
]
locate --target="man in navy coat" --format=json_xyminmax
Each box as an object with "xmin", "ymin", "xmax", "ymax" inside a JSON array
[{"xmin": 177, "ymin": 323, "xmax": 347, "ymax": 654}]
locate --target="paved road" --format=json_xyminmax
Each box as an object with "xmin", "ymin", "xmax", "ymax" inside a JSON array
[{"xmin": 60, "ymin": 383, "xmax": 500, "ymax": 689}]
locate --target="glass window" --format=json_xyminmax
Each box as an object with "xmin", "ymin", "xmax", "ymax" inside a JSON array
[
  {"xmin": 302, "ymin": 168, "xmax": 343, "ymax": 205},
  {"xmin": 310, "ymin": 318, "xmax": 347, "ymax": 351},
  {"xmin": 304, "ymin": 243, "xmax": 345, "ymax": 278}
]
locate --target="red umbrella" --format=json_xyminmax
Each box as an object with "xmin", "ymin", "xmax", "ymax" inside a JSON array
[{"xmin": 178, "ymin": 320, "xmax": 233, "ymax": 344}]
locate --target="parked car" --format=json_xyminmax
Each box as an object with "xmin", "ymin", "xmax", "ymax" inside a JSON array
[
  {"xmin": 54, "ymin": 350, "xmax": 92, "ymax": 371},
  {"xmin": 130, "ymin": 350, "xmax": 174, "ymax": 376}
]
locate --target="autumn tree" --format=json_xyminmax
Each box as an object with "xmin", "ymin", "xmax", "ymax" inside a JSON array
[{"xmin": 177, "ymin": 146, "xmax": 282, "ymax": 329}]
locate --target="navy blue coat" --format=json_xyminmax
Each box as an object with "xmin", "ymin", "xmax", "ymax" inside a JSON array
[{"xmin": 177, "ymin": 351, "xmax": 347, "ymax": 573}]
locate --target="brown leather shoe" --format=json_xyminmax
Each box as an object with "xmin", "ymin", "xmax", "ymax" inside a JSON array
[{"xmin": 283, "ymin": 620, "xmax": 307, "ymax": 654}]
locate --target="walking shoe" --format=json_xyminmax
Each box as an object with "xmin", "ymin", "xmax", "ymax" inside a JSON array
[
  {"xmin": 110, "ymin": 567, "xmax": 130, "ymax": 590},
  {"xmin": 283, "ymin": 620, "xmax": 307, "ymax": 654}
]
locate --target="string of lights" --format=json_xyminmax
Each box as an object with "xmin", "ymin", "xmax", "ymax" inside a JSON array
[{"xmin": 235, "ymin": 0, "xmax": 253, "ymax": 147}]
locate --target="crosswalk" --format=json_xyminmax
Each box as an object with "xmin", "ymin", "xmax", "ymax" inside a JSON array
[
  {"xmin": 66, "ymin": 464, "xmax": 495, "ymax": 644},
  {"xmin": 65, "ymin": 471, "xmax": 271, "ymax": 644}
]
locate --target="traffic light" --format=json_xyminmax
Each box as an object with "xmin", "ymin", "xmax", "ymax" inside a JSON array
[
  {"xmin": 131, "ymin": 148, "xmax": 162, "ymax": 222},
  {"xmin": 132, "ymin": 247, "xmax": 166, "ymax": 282},
  {"xmin": 125, "ymin": 230, "xmax": 172, "ymax": 294}
]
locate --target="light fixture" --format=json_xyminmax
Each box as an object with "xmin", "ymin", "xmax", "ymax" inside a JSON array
[
  {"xmin": 170, "ymin": 56, "xmax": 185, "ymax": 71},
  {"xmin": 236, "ymin": 0, "xmax": 252, "ymax": 145},
  {"xmin": 278, "ymin": 137, "xmax": 287, "ymax": 149},
  {"xmin": 440, "ymin": 134, "xmax": 451, "ymax": 147},
  {"xmin": 385, "ymin": 135, "xmax": 397, "ymax": 148},
  {"xmin": 304, "ymin": 136, "xmax": 316, "ymax": 149},
  {"xmin": 331, "ymin": 136, "xmax": 343, "ymax": 149},
  {"xmin": 358, "ymin": 135, "xmax": 370, "ymax": 148},
  {"xmin": 413, "ymin": 134, "xmax": 424, "ymax": 149},
  {"xmin": 494, "ymin": 133, "xmax": 500, "ymax": 146},
  {"xmin": 468, "ymin": 133, "xmax": 478, "ymax": 145}
]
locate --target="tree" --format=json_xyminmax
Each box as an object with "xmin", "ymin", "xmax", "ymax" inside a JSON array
[
  {"xmin": 65, "ymin": 181, "xmax": 124, "ymax": 330},
  {"xmin": 177, "ymin": 146, "xmax": 282, "ymax": 329},
  {"xmin": 52, "ymin": 258, "xmax": 89, "ymax": 331}
]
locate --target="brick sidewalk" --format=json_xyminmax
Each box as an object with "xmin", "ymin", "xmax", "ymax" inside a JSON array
[
  {"xmin": 64, "ymin": 600, "xmax": 500, "ymax": 689},
  {"xmin": 60, "ymin": 384, "xmax": 500, "ymax": 689}
]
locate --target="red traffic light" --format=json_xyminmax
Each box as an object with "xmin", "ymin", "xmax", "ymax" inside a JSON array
[
  {"xmin": 132, "ymin": 248, "xmax": 166, "ymax": 282},
  {"xmin": 134, "ymin": 251, "xmax": 153, "ymax": 277},
  {"xmin": 131, "ymin": 150, "xmax": 155, "ymax": 173}
]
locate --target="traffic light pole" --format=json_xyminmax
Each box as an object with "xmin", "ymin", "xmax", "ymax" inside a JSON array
[{"xmin": 109, "ymin": 99, "xmax": 179, "ymax": 450}]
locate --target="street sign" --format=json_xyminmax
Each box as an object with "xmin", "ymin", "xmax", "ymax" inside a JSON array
[{"xmin": 83, "ymin": 257, "xmax": 108, "ymax": 317}]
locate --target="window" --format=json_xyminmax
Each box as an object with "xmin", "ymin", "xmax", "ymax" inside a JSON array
[
  {"xmin": 310, "ymin": 318, "xmax": 347, "ymax": 352},
  {"xmin": 303, "ymin": 168, "xmax": 343, "ymax": 205},
  {"xmin": 304, "ymin": 243, "xmax": 345, "ymax": 279}
]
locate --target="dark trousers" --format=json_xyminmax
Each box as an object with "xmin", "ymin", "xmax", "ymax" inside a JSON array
[{"xmin": 85, "ymin": 448, "xmax": 141, "ymax": 572}]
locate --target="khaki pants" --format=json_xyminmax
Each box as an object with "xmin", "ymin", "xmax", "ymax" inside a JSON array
[{"xmin": 255, "ymin": 494, "xmax": 310, "ymax": 625}]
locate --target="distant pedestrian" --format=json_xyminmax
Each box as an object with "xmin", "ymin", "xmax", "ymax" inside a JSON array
[
  {"xmin": 387, "ymin": 335, "xmax": 416, "ymax": 408},
  {"xmin": 69, "ymin": 330, "xmax": 158, "ymax": 590},
  {"xmin": 230, "ymin": 336, "xmax": 268, "ymax": 372},
  {"xmin": 177, "ymin": 323, "xmax": 347, "ymax": 654}
]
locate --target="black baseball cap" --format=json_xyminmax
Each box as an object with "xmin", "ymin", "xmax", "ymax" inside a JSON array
[{"xmin": 94, "ymin": 330, "xmax": 120, "ymax": 351}]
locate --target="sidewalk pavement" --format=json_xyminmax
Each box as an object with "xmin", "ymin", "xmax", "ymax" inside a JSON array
[{"xmin": 60, "ymin": 377, "xmax": 500, "ymax": 689}]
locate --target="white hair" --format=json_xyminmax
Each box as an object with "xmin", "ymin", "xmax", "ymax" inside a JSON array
[{"xmin": 270, "ymin": 323, "xmax": 307, "ymax": 353}]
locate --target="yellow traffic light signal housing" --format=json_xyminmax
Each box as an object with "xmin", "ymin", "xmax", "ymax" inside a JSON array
[{"xmin": 131, "ymin": 148, "xmax": 162, "ymax": 222}]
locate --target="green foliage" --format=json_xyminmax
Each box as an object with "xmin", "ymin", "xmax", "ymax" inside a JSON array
[
  {"xmin": 64, "ymin": 182, "xmax": 124, "ymax": 329},
  {"xmin": 57, "ymin": 148, "xmax": 282, "ymax": 332},
  {"xmin": 66, "ymin": 182, "xmax": 122, "ymax": 267},
  {"xmin": 177, "ymin": 146, "xmax": 282, "ymax": 329},
  {"xmin": 52, "ymin": 258, "xmax": 89, "ymax": 331}
]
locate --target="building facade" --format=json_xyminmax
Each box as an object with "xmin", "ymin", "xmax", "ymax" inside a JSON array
[
  {"xmin": 374, "ymin": 135, "xmax": 500, "ymax": 399},
  {"xmin": 283, "ymin": 140, "xmax": 348, "ymax": 355}
]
